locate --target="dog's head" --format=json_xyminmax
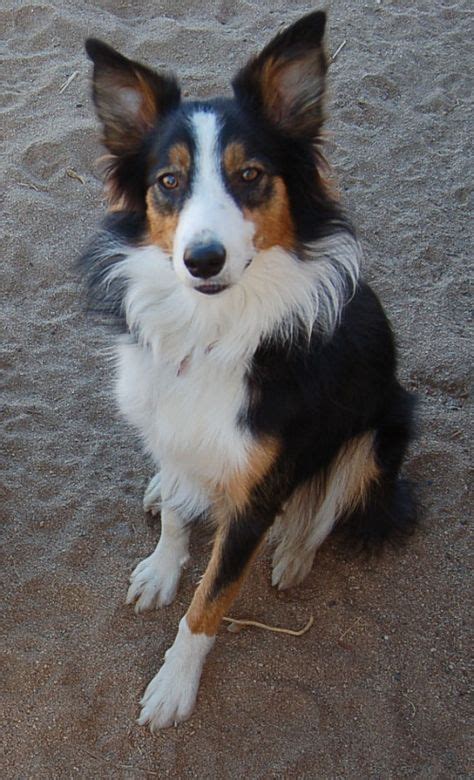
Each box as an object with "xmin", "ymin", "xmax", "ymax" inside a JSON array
[{"xmin": 86, "ymin": 11, "xmax": 332, "ymax": 296}]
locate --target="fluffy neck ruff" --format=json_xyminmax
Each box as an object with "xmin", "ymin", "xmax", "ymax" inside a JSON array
[{"xmin": 101, "ymin": 230, "xmax": 361, "ymax": 366}]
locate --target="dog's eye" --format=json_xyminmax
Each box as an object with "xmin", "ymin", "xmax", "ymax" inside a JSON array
[
  {"xmin": 158, "ymin": 173, "xmax": 179, "ymax": 190},
  {"xmin": 240, "ymin": 167, "xmax": 261, "ymax": 183}
]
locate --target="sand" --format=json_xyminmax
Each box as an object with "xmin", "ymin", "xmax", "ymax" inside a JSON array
[{"xmin": 2, "ymin": 0, "xmax": 472, "ymax": 777}]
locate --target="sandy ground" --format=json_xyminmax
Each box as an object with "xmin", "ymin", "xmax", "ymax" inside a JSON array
[{"xmin": 2, "ymin": 0, "xmax": 472, "ymax": 777}]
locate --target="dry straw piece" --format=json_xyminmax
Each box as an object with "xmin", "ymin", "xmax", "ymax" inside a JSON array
[{"xmin": 223, "ymin": 615, "xmax": 314, "ymax": 636}]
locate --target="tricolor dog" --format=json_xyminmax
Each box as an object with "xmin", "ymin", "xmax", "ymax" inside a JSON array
[{"xmin": 79, "ymin": 11, "xmax": 416, "ymax": 731}]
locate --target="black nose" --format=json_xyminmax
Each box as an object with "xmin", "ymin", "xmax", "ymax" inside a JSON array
[{"xmin": 183, "ymin": 241, "xmax": 226, "ymax": 279}]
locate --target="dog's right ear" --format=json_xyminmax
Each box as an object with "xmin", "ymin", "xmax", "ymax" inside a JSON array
[
  {"xmin": 232, "ymin": 12, "xmax": 327, "ymax": 141},
  {"xmin": 85, "ymin": 39, "xmax": 180, "ymax": 155}
]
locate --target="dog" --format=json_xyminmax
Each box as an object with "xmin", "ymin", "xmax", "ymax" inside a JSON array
[{"xmin": 79, "ymin": 11, "xmax": 417, "ymax": 731}]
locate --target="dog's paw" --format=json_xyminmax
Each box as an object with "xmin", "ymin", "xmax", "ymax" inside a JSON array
[
  {"xmin": 271, "ymin": 546, "xmax": 315, "ymax": 590},
  {"xmin": 143, "ymin": 472, "xmax": 162, "ymax": 515},
  {"xmin": 138, "ymin": 618, "xmax": 214, "ymax": 732},
  {"xmin": 126, "ymin": 543, "xmax": 189, "ymax": 612},
  {"xmin": 138, "ymin": 660, "xmax": 198, "ymax": 731}
]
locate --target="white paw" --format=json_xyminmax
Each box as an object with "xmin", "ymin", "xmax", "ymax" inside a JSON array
[
  {"xmin": 271, "ymin": 547, "xmax": 315, "ymax": 590},
  {"xmin": 143, "ymin": 472, "xmax": 161, "ymax": 515},
  {"xmin": 138, "ymin": 618, "xmax": 215, "ymax": 731},
  {"xmin": 126, "ymin": 542, "xmax": 189, "ymax": 612}
]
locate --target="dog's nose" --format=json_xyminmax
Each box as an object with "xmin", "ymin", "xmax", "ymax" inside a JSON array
[{"xmin": 183, "ymin": 241, "xmax": 226, "ymax": 279}]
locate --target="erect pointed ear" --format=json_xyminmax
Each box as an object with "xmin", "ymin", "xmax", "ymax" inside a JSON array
[
  {"xmin": 85, "ymin": 39, "xmax": 180, "ymax": 155},
  {"xmin": 232, "ymin": 11, "xmax": 327, "ymax": 140}
]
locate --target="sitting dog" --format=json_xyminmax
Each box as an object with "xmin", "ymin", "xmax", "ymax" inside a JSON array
[{"xmin": 79, "ymin": 11, "xmax": 416, "ymax": 731}]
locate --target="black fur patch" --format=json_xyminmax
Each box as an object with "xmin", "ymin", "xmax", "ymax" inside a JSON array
[
  {"xmin": 209, "ymin": 282, "xmax": 418, "ymax": 597},
  {"xmin": 76, "ymin": 211, "xmax": 146, "ymax": 328},
  {"xmin": 244, "ymin": 282, "xmax": 418, "ymax": 546}
]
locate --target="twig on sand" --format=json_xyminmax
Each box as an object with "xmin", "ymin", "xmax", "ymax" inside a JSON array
[
  {"xmin": 331, "ymin": 39, "xmax": 347, "ymax": 62},
  {"xmin": 18, "ymin": 181, "xmax": 41, "ymax": 192},
  {"xmin": 338, "ymin": 616, "xmax": 363, "ymax": 642},
  {"xmin": 66, "ymin": 167, "xmax": 86, "ymax": 184},
  {"xmin": 403, "ymin": 692, "xmax": 417, "ymax": 718},
  {"xmin": 83, "ymin": 749, "xmax": 159, "ymax": 776},
  {"xmin": 223, "ymin": 614, "xmax": 314, "ymax": 636},
  {"xmin": 59, "ymin": 71, "xmax": 79, "ymax": 93}
]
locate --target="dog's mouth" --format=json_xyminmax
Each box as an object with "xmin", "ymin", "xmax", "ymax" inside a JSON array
[
  {"xmin": 194, "ymin": 283, "xmax": 229, "ymax": 295},
  {"xmin": 191, "ymin": 258, "xmax": 253, "ymax": 295}
]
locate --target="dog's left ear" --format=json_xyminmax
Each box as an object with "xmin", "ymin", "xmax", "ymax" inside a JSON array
[
  {"xmin": 85, "ymin": 39, "xmax": 180, "ymax": 155},
  {"xmin": 232, "ymin": 11, "xmax": 327, "ymax": 140}
]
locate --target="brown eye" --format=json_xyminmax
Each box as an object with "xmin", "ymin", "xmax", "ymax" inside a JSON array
[
  {"xmin": 240, "ymin": 166, "xmax": 261, "ymax": 183},
  {"xmin": 158, "ymin": 173, "xmax": 179, "ymax": 190}
]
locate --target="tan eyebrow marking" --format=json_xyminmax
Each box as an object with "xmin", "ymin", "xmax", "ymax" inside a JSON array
[
  {"xmin": 167, "ymin": 142, "xmax": 191, "ymax": 172},
  {"xmin": 223, "ymin": 141, "xmax": 247, "ymax": 176}
]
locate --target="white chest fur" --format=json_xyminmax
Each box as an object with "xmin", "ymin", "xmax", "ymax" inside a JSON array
[
  {"xmin": 107, "ymin": 235, "xmax": 359, "ymax": 509},
  {"xmin": 115, "ymin": 336, "xmax": 251, "ymax": 490}
]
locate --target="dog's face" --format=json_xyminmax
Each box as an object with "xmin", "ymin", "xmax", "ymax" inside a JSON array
[
  {"xmin": 86, "ymin": 12, "xmax": 329, "ymax": 296},
  {"xmin": 145, "ymin": 108, "xmax": 278, "ymax": 295}
]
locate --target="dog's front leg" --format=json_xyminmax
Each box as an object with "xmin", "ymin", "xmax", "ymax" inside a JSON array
[
  {"xmin": 126, "ymin": 506, "xmax": 191, "ymax": 612},
  {"xmin": 127, "ymin": 469, "xmax": 210, "ymax": 612},
  {"xmin": 138, "ymin": 491, "xmax": 279, "ymax": 731}
]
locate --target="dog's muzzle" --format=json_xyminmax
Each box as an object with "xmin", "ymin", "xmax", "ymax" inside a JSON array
[{"xmin": 184, "ymin": 240, "xmax": 229, "ymax": 294}]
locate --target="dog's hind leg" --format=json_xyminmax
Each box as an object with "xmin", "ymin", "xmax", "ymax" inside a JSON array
[
  {"xmin": 270, "ymin": 478, "xmax": 326, "ymax": 591},
  {"xmin": 143, "ymin": 471, "xmax": 162, "ymax": 515},
  {"xmin": 271, "ymin": 432, "xmax": 380, "ymax": 589},
  {"xmin": 338, "ymin": 388, "xmax": 417, "ymax": 549}
]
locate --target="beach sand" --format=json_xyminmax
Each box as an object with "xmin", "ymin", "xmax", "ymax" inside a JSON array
[{"xmin": 2, "ymin": 1, "xmax": 472, "ymax": 777}]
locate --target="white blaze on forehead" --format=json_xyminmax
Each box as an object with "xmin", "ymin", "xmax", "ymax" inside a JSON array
[
  {"xmin": 172, "ymin": 110, "xmax": 255, "ymax": 285},
  {"xmin": 191, "ymin": 111, "xmax": 223, "ymax": 206}
]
